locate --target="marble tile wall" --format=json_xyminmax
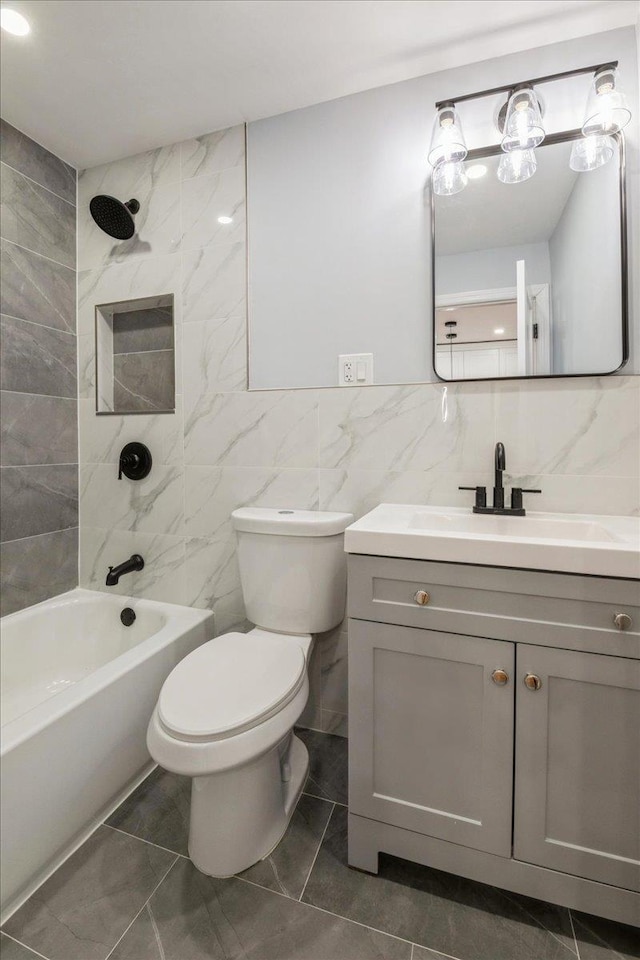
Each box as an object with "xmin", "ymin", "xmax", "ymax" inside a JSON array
[
  {"xmin": 0, "ymin": 120, "xmax": 78, "ymax": 616},
  {"xmin": 77, "ymin": 124, "xmax": 640, "ymax": 737}
]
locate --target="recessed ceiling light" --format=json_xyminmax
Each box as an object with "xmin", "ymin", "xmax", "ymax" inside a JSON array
[
  {"xmin": 217, "ymin": 216, "xmax": 233, "ymax": 225},
  {"xmin": 494, "ymin": 327, "xmax": 505, "ymax": 335},
  {"xmin": 467, "ymin": 164, "xmax": 487, "ymax": 180},
  {"xmin": 1, "ymin": 7, "xmax": 30, "ymax": 35},
  {"xmin": 444, "ymin": 306, "xmax": 456, "ymax": 312}
]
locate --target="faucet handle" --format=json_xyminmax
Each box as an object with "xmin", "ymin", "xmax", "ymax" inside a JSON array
[
  {"xmin": 511, "ymin": 487, "xmax": 542, "ymax": 510},
  {"xmin": 459, "ymin": 485, "xmax": 487, "ymax": 509}
]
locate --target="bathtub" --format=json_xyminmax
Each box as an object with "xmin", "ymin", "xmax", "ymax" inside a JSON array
[{"xmin": 0, "ymin": 588, "xmax": 214, "ymax": 922}]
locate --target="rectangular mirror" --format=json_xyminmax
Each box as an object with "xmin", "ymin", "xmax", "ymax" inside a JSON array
[
  {"xmin": 433, "ymin": 132, "xmax": 627, "ymax": 381},
  {"xmin": 95, "ymin": 294, "xmax": 175, "ymax": 414}
]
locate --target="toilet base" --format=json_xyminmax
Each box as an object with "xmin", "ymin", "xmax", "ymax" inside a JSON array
[{"xmin": 188, "ymin": 732, "xmax": 309, "ymax": 877}]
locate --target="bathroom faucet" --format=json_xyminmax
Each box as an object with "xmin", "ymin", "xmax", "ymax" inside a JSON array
[
  {"xmin": 459, "ymin": 442, "xmax": 541, "ymax": 516},
  {"xmin": 105, "ymin": 554, "xmax": 144, "ymax": 586},
  {"xmin": 494, "ymin": 442, "xmax": 506, "ymax": 510}
]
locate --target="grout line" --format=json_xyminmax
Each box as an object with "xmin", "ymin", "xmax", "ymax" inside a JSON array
[
  {"xmin": 103, "ymin": 855, "xmax": 179, "ymax": 960},
  {"xmin": 0, "ymin": 931, "xmax": 50, "ymax": 960},
  {"xmin": 298, "ymin": 802, "xmax": 335, "ymax": 903},
  {"xmin": 301, "ymin": 788, "xmax": 347, "ymax": 808},
  {"xmin": 0, "ymin": 236, "xmax": 75, "ymax": 272},
  {"xmin": 234, "ymin": 872, "xmax": 416, "ymax": 950},
  {"xmin": 0, "ymin": 388, "xmax": 77, "ymax": 401},
  {"xmin": 0, "ymin": 160, "xmax": 77, "ymax": 207},
  {"xmin": 568, "ymin": 909, "xmax": 581, "ymax": 960},
  {"xmin": 102, "ymin": 823, "xmax": 189, "ymax": 861}
]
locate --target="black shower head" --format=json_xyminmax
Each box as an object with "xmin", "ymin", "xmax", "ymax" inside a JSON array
[{"xmin": 89, "ymin": 195, "xmax": 140, "ymax": 240}]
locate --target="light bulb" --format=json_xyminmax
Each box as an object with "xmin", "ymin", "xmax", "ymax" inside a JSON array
[
  {"xmin": 497, "ymin": 148, "xmax": 537, "ymax": 184},
  {"xmin": 502, "ymin": 87, "xmax": 545, "ymax": 152},
  {"xmin": 432, "ymin": 160, "xmax": 468, "ymax": 196},
  {"xmin": 582, "ymin": 66, "xmax": 631, "ymax": 136},
  {"xmin": 569, "ymin": 135, "xmax": 615, "ymax": 172},
  {"xmin": 428, "ymin": 105, "xmax": 467, "ymax": 167}
]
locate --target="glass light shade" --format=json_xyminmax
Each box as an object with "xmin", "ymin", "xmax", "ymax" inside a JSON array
[
  {"xmin": 582, "ymin": 66, "xmax": 631, "ymax": 136},
  {"xmin": 432, "ymin": 160, "xmax": 468, "ymax": 196},
  {"xmin": 569, "ymin": 135, "xmax": 615, "ymax": 172},
  {"xmin": 428, "ymin": 105, "xmax": 467, "ymax": 167},
  {"xmin": 497, "ymin": 148, "xmax": 537, "ymax": 184},
  {"xmin": 501, "ymin": 87, "xmax": 545, "ymax": 152}
]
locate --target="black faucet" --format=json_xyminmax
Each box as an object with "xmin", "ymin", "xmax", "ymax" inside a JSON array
[
  {"xmin": 106, "ymin": 554, "xmax": 144, "ymax": 586},
  {"xmin": 459, "ymin": 443, "xmax": 541, "ymax": 516},
  {"xmin": 494, "ymin": 441, "xmax": 506, "ymax": 510}
]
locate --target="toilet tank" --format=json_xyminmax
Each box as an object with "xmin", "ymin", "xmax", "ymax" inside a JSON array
[{"xmin": 232, "ymin": 508, "xmax": 354, "ymax": 634}]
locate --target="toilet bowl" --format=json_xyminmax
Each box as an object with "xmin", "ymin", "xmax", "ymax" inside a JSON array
[{"xmin": 147, "ymin": 507, "xmax": 353, "ymax": 877}]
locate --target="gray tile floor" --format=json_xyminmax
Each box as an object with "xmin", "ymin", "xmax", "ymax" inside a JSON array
[{"xmin": 1, "ymin": 730, "xmax": 638, "ymax": 960}]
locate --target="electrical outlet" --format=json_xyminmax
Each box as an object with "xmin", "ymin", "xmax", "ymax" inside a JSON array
[{"xmin": 338, "ymin": 353, "xmax": 373, "ymax": 386}]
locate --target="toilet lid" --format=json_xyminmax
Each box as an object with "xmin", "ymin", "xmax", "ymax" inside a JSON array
[{"xmin": 157, "ymin": 632, "xmax": 306, "ymax": 742}]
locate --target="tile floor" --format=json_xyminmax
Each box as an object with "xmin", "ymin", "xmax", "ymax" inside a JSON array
[{"xmin": 1, "ymin": 730, "xmax": 638, "ymax": 960}]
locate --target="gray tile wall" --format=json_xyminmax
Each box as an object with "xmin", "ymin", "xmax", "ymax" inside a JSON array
[
  {"xmin": 0, "ymin": 120, "xmax": 78, "ymax": 616},
  {"xmin": 112, "ymin": 306, "xmax": 175, "ymax": 412}
]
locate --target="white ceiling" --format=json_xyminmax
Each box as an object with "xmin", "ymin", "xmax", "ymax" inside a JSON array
[
  {"xmin": 436, "ymin": 140, "xmax": 580, "ymax": 255},
  {"xmin": 1, "ymin": 0, "xmax": 637, "ymax": 169}
]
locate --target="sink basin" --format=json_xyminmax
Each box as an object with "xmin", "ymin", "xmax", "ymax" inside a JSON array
[{"xmin": 344, "ymin": 504, "xmax": 640, "ymax": 578}]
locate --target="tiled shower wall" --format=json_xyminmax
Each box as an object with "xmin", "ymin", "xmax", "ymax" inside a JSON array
[
  {"xmin": 0, "ymin": 121, "xmax": 78, "ymax": 616},
  {"xmin": 77, "ymin": 125, "xmax": 640, "ymax": 736}
]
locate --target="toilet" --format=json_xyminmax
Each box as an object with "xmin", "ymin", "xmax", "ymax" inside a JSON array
[{"xmin": 147, "ymin": 507, "xmax": 353, "ymax": 877}]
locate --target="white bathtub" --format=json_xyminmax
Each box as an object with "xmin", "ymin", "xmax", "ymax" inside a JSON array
[{"xmin": 0, "ymin": 588, "xmax": 214, "ymax": 922}]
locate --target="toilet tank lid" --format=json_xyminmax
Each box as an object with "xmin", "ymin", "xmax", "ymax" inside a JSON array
[{"xmin": 231, "ymin": 508, "xmax": 354, "ymax": 537}]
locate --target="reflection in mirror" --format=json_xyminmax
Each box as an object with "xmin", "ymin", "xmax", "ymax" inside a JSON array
[
  {"xmin": 433, "ymin": 134, "xmax": 625, "ymax": 381},
  {"xmin": 95, "ymin": 294, "xmax": 175, "ymax": 414}
]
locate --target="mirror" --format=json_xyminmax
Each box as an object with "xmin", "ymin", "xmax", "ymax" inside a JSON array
[
  {"xmin": 433, "ymin": 133, "xmax": 627, "ymax": 380},
  {"xmin": 95, "ymin": 294, "xmax": 175, "ymax": 414}
]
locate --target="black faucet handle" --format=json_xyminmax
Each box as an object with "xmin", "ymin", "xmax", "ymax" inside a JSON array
[
  {"xmin": 459, "ymin": 485, "xmax": 487, "ymax": 509},
  {"xmin": 511, "ymin": 487, "xmax": 542, "ymax": 510}
]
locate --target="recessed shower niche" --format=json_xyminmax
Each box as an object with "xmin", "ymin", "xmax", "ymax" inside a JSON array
[{"xmin": 94, "ymin": 294, "xmax": 175, "ymax": 414}]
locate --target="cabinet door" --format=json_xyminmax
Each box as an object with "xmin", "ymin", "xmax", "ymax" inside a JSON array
[
  {"xmin": 349, "ymin": 619, "xmax": 515, "ymax": 857},
  {"xmin": 514, "ymin": 644, "xmax": 640, "ymax": 891}
]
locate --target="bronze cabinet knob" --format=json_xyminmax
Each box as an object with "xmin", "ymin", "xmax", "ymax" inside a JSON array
[
  {"xmin": 524, "ymin": 673, "xmax": 542, "ymax": 691},
  {"xmin": 414, "ymin": 590, "xmax": 431, "ymax": 606},
  {"xmin": 613, "ymin": 612, "xmax": 633, "ymax": 631},
  {"xmin": 491, "ymin": 669, "xmax": 509, "ymax": 685}
]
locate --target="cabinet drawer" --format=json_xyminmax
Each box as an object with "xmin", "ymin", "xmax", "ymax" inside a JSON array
[{"xmin": 348, "ymin": 554, "xmax": 640, "ymax": 658}]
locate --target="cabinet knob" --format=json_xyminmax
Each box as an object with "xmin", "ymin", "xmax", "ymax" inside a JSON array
[
  {"xmin": 524, "ymin": 673, "xmax": 542, "ymax": 691},
  {"xmin": 414, "ymin": 590, "xmax": 431, "ymax": 606},
  {"xmin": 613, "ymin": 612, "xmax": 633, "ymax": 631},
  {"xmin": 491, "ymin": 669, "xmax": 509, "ymax": 685}
]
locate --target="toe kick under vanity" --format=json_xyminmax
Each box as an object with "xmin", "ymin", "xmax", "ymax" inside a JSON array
[{"xmin": 344, "ymin": 504, "xmax": 640, "ymax": 928}]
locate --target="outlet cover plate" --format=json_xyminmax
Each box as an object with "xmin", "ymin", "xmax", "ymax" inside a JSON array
[{"xmin": 338, "ymin": 353, "xmax": 373, "ymax": 386}]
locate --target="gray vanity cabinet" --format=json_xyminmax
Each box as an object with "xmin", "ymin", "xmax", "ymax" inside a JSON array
[
  {"xmin": 348, "ymin": 619, "xmax": 514, "ymax": 856},
  {"xmin": 347, "ymin": 554, "xmax": 640, "ymax": 926},
  {"xmin": 514, "ymin": 644, "xmax": 640, "ymax": 892}
]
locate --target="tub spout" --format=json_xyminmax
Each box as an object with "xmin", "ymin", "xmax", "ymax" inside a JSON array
[{"xmin": 106, "ymin": 554, "xmax": 144, "ymax": 586}]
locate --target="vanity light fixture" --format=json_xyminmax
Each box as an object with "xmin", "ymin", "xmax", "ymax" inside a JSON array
[
  {"xmin": 497, "ymin": 147, "xmax": 537, "ymax": 184},
  {"xmin": 569, "ymin": 134, "xmax": 615, "ymax": 172},
  {"xmin": 501, "ymin": 86, "xmax": 545, "ymax": 152},
  {"xmin": 431, "ymin": 60, "xmax": 631, "ymax": 193},
  {"xmin": 0, "ymin": 6, "xmax": 30, "ymax": 35},
  {"xmin": 582, "ymin": 65, "xmax": 631, "ymax": 136}
]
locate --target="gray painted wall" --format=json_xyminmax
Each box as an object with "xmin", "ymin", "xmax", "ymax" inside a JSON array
[
  {"xmin": 549, "ymin": 154, "xmax": 622, "ymax": 375},
  {"xmin": 0, "ymin": 120, "xmax": 78, "ymax": 616},
  {"xmin": 436, "ymin": 242, "xmax": 551, "ymax": 297},
  {"xmin": 247, "ymin": 27, "xmax": 638, "ymax": 388}
]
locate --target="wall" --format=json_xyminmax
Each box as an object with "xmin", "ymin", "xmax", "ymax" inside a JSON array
[
  {"xmin": 0, "ymin": 120, "xmax": 78, "ymax": 616},
  {"xmin": 247, "ymin": 26, "xmax": 639, "ymax": 389},
  {"xmin": 550, "ymin": 153, "xmax": 622, "ymax": 374},
  {"xmin": 77, "ymin": 123, "xmax": 639, "ymax": 737},
  {"xmin": 436, "ymin": 242, "xmax": 551, "ymax": 296}
]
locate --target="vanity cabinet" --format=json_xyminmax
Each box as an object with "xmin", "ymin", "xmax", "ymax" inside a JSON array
[{"xmin": 347, "ymin": 554, "xmax": 640, "ymax": 927}]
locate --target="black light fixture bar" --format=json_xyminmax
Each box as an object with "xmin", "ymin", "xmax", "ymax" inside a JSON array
[
  {"xmin": 464, "ymin": 127, "xmax": 583, "ymax": 162},
  {"xmin": 434, "ymin": 61, "xmax": 617, "ymax": 110}
]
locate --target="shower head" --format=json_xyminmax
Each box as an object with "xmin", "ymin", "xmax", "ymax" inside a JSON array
[{"xmin": 89, "ymin": 195, "xmax": 140, "ymax": 240}]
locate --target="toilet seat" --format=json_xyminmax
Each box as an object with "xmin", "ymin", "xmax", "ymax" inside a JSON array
[{"xmin": 157, "ymin": 632, "xmax": 306, "ymax": 743}]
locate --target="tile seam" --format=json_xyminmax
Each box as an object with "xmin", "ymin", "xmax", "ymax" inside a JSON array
[
  {"xmin": 103, "ymin": 855, "xmax": 179, "ymax": 960},
  {"xmin": 0, "ymin": 159, "xmax": 77, "ymax": 206},
  {"xmin": 0, "ymin": 931, "xmax": 50, "ymax": 960}
]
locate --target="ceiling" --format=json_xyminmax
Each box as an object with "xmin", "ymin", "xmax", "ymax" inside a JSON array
[
  {"xmin": 435, "ymin": 140, "xmax": 580, "ymax": 255},
  {"xmin": 1, "ymin": 0, "xmax": 637, "ymax": 169}
]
